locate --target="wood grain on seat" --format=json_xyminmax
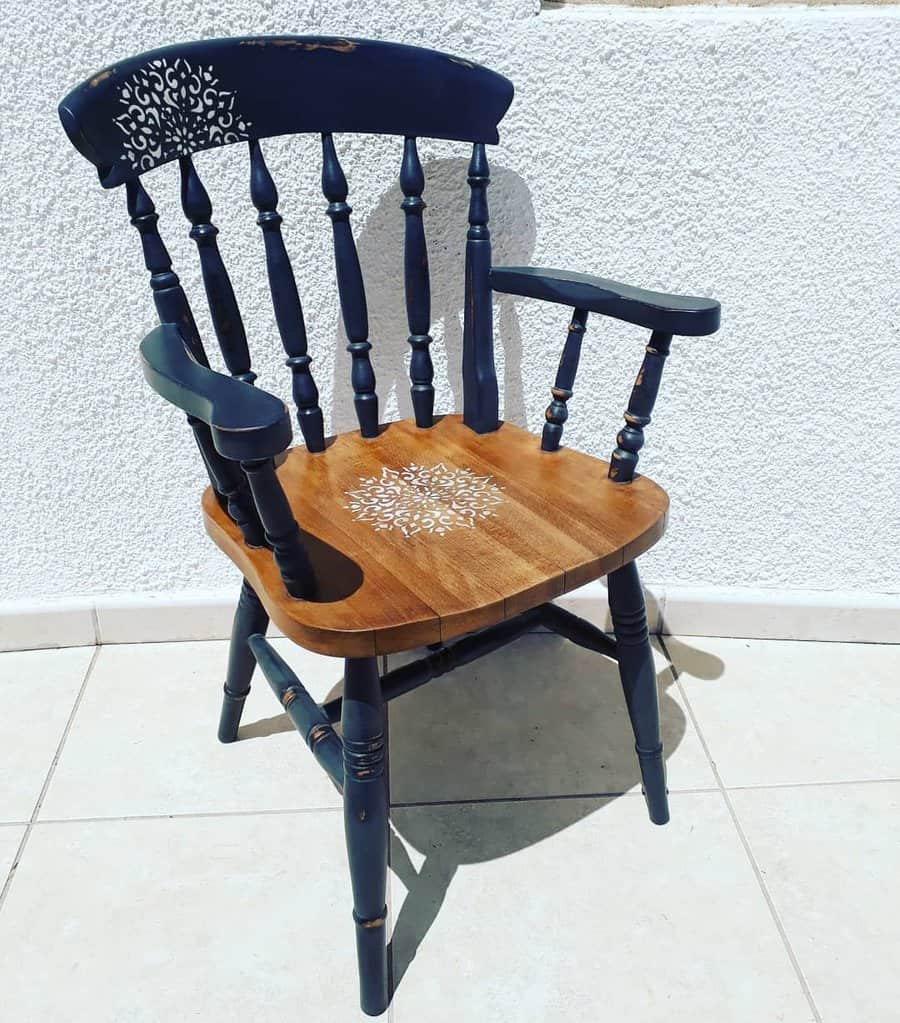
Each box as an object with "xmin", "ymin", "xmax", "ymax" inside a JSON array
[{"xmin": 203, "ymin": 415, "xmax": 668, "ymax": 657}]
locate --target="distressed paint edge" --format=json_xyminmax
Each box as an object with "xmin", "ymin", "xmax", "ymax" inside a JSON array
[{"xmin": 1, "ymin": 585, "xmax": 897, "ymax": 652}]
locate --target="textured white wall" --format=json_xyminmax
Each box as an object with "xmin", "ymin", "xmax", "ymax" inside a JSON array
[{"xmin": 2, "ymin": 0, "xmax": 898, "ymax": 601}]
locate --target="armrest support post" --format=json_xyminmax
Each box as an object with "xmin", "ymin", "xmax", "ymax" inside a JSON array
[
  {"xmin": 542, "ymin": 308, "xmax": 588, "ymax": 452},
  {"xmin": 609, "ymin": 331, "xmax": 672, "ymax": 483},
  {"xmin": 241, "ymin": 458, "xmax": 317, "ymax": 600}
]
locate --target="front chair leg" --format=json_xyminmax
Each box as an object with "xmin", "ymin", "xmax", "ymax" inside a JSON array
[
  {"xmin": 342, "ymin": 656, "xmax": 389, "ymax": 1016},
  {"xmin": 218, "ymin": 579, "xmax": 269, "ymax": 743},
  {"xmin": 607, "ymin": 561, "xmax": 670, "ymax": 825}
]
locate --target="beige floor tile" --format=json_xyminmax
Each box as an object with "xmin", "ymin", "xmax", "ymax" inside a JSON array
[
  {"xmin": 0, "ymin": 647, "xmax": 93, "ymax": 822},
  {"xmin": 731, "ymin": 782, "xmax": 900, "ymax": 1023},
  {"xmin": 0, "ymin": 812, "xmax": 372, "ymax": 1022},
  {"xmin": 668, "ymin": 637, "xmax": 900, "ymax": 787},
  {"xmin": 40, "ymin": 639, "xmax": 345, "ymax": 819},
  {"xmin": 387, "ymin": 634, "xmax": 716, "ymax": 804},
  {"xmin": 0, "ymin": 825, "xmax": 25, "ymax": 877},
  {"xmin": 389, "ymin": 792, "xmax": 814, "ymax": 1022}
]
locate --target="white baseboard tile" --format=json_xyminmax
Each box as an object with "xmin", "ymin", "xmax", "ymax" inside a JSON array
[
  {"xmin": 661, "ymin": 586, "xmax": 900, "ymax": 644},
  {"xmin": 0, "ymin": 598, "xmax": 96, "ymax": 652},
  {"xmin": 92, "ymin": 590, "xmax": 286, "ymax": 645},
  {"xmin": 93, "ymin": 591, "xmax": 237, "ymax": 645},
  {"xmin": 0, "ymin": 585, "xmax": 896, "ymax": 652}
]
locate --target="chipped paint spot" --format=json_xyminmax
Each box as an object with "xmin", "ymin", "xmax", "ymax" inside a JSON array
[{"xmin": 90, "ymin": 69, "xmax": 113, "ymax": 87}]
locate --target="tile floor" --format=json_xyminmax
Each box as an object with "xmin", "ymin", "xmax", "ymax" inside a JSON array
[{"xmin": 0, "ymin": 632, "xmax": 898, "ymax": 1021}]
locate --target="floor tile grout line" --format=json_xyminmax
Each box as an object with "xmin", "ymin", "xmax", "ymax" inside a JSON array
[
  {"xmin": 33, "ymin": 805, "xmax": 345, "ymax": 826},
  {"xmin": 390, "ymin": 787, "xmax": 721, "ymax": 809},
  {"xmin": 658, "ymin": 635, "xmax": 823, "ymax": 1023},
  {"xmin": 726, "ymin": 777, "xmax": 900, "ymax": 792},
  {"xmin": 0, "ymin": 644, "xmax": 101, "ymax": 913}
]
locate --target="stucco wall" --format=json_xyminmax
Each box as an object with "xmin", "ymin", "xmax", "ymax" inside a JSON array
[{"xmin": 2, "ymin": 0, "xmax": 898, "ymax": 601}]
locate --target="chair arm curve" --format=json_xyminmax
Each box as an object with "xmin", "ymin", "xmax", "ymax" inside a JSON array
[
  {"xmin": 490, "ymin": 265, "xmax": 721, "ymax": 338},
  {"xmin": 140, "ymin": 323, "xmax": 293, "ymax": 461}
]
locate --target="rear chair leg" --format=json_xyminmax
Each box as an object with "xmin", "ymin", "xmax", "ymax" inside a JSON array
[
  {"xmin": 218, "ymin": 580, "xmax": 269, "ymax": 743},
  {"xmin": 608, "ymin": 561, "xmax": 670, "ymax": 825},
  {"xmin": 343, "ymin": 656, "xmax": 389, "ymax": 1016}
]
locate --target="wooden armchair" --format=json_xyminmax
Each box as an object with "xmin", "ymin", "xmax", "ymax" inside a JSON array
[{"xmin": 59, "ymin": 36, "xmax": 720, "ymax": 1016}]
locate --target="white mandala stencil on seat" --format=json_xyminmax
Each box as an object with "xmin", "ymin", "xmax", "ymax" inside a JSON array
[
  {"xmin": 114, "ymin": 58, "xmax": 253, "ymax": 171},
  {"xmin": 344, "ymin": 463, "xmax": 505, "ymax": 537}
]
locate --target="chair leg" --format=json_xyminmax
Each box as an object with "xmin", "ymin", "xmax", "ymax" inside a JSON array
[
  {"xmin": 342, "ymin": 656, "xmax": 389, "ymax": 1016},
  {"xmin": 217, "ymin": 580, "xmax": 269, "ymax": 743},
  {"xmin": 607, "ymin": 560, "xmax": 670, "ymax": 825}
]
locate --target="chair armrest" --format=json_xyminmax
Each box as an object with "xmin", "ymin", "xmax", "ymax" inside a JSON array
[
  {"xmin": 490, "ymin": 265, "xmax": 720, "ymax": 337},
  {"xmin": 140, "ymin": 323, "xmax": 293, "ymax": 461}
]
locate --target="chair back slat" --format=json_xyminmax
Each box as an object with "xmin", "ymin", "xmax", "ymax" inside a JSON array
[
  {"xmin": 321, "ymin": 133, "xmax": 379, "ymax": 438},
  {"xmin": 249, "ymin": 140, "xmax": 326, "ymax": 453},
  {"xmin": 399, "ymin": 137, "xmax": 434, "ymax": 428},
  {"xmin": 462, "ymin": 142, "xmax": 499, "ymax": 433},
  {"xmin": 179, "ymin": 155, "xmax": 255, "ymax": 384},
  {"xmin": 59, "ymin": 38, "xmax": 514, "ymax": 189}
]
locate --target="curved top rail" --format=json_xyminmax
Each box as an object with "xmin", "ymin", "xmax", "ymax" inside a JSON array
[{"xmin": 59, "ymin": 35, "xmax": 515, "ymax": 188}]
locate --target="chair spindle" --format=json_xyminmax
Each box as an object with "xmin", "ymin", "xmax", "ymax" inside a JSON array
[
  {"xmin": 179, "ymin": 155, "xmax": 255, "ymax": 383},
  {"xmin": 240, "ymin": 458, "xmax": 316, "ymax": 599},
  {"xmin": 542, "ymin": 308, "xmax": 589, "ymax": 452},
  {"xmin": 609, "ymin": 331, "xmax": 673, "ymax": 483},
  {"xmin": 125, "ymin": 179, "xmax": 265, "ymax": 546},
  {"xmin": 125, "ymin": 178, "xmax": 207, "ymax": 366},
  {"xmin": 399, "ymin": 137, "xmax": 434, "ymax": 428},
  {"xmin": 321, "ymin": 133, "xmax": 378, "ymax": 438},
  {"xmin": 462, "ymin": 142, "xmax": 499, "ymax": 434},
  {"xmin": 248, "ymin": 140, "xmax": 325, "ymax": 453}
]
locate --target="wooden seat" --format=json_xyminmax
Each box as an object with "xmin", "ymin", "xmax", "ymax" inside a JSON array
[{"xmin": 203, "ymin": 414, "xmax": 668, "ymax": 656}]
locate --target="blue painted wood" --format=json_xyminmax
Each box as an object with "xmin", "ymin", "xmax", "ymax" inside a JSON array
[
  {"xmin": 491, "ymin": 266, "xmax": 721, "ymax": 337},
  {"xmin": 542, "ymin": 308, "xmax": 588, "ymax": 452},
  {"xmin": 342, "ymin": 656, "xmax": 389, "ymax": 1016},
  {"xmin": 249, "ymin": 633, "xmax": 344, "ymax": 786},
  {"xmin": 140, "ymin": 323, "xmax": 291, "ymax": 460},
  {"xmin": 607, "ymin": 561, "xmax": 669, "ymax": 825},
  {"xmin": 462, "ymin": 143, "xmax": 499, "ymax": 434},
  {"xmin": 125, "ymin": 183, "xmax": 265, "ymax": 544},
  {"xmin": 218, "ymin": 580, "xmax": 269, "ymax": 742},
  {"xmin": 240, "ymin": 458, "xmax": 317, "ymax": 599},
  {"xmin": 185, "ymin": 416, "xmax": 266, "ymax": 547},
  {"xmin": 180, "ymin": 155, "xmax": 255, "ymax": 383},
  {"xmin": 322, "ymin": 133, "xmax": 379, "ymax": 437},
  {"xmin": 125, "ymin": 177, "xmax": 207, "ymax": 365},
  {"xmin": 609, "ymin": 331, "xmax": 672, "ymax": 483},
  {"xmin": 249, "ymin": 139, "xmax": 326, "ymax": 452},
  {"xmin": 400, "ymin": 137, "xmax": 434, "ymax": 428},
  {"xmin": 58, "ymin": 37, "xmax": 514, "ymax": 188}
]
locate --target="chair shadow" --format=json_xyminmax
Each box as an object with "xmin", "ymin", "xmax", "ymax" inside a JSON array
[
  {"xmin": 239, "ymin": 614, "xmax": 725, "ymax": 997},
  {"xmin": 329, "ymin": 157, "xmax": 537, "ymax": 434}
]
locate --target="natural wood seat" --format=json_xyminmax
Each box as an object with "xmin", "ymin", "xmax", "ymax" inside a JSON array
[{"xmin": 203, "ymin": 414, "xmax": 668, "ymax": 656}]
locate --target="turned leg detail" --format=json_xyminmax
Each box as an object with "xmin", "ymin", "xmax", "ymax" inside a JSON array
[
  {"xmin": 607, "ymin": 561, "xmax": 669, "ymax": 825},
  {"xmin": 218, "ymin": 580, "xmax": 269, "ymax": 743},
  {"xmin": 342, "ymin": 656, "xmax": 389, "ymax": 1016}
]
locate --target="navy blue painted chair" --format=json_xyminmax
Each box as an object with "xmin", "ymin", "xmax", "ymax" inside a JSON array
[{"xmin": 59, "ymin": 36, "xmax": 720, "ymax": 1015}]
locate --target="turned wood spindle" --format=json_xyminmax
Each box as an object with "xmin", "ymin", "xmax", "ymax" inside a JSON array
[
  {"xmin": 462, "ymin": 142, "xmax": 499, "ymax": 434},
  {"xmin": 399, "ymin": 137, "xmax": 434, "ymax": 428},
  {"xmin": 248, "ymin": 140, "xmax": 325, "ymax": 452},
  {"xmin": 240, "ymin": 458, "xmax": 316, "ymax": 599},
  {"xmin": 542, "ymin": 308, "xmax": 589, "ymax": 452},
  {"xmin": 321, "ymin": 133, "xmax": 379, "ymax": 438},
  {"xmin": 609, "ymin": 331, "xmax": 673, "ymax": 483},
  {"xmin": 179, "ymin": 155, "xmax": 255, "ymax": 384},
  {"xmin": 125, "ymin": 179, "xmax": 265, "ymax": 546}
]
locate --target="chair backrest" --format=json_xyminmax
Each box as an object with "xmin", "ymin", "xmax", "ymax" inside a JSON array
[{"xmin": 58, "ymin": 36, "xmax": 515, "ymax": 449}]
